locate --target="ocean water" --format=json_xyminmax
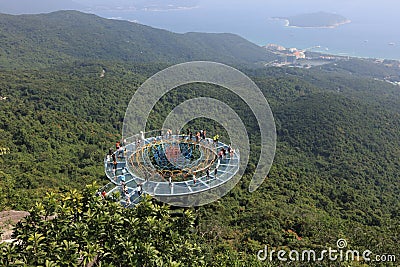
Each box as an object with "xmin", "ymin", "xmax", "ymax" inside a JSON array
[{"xmin": 92, "ymin": 0, "xmax": 400, "ymax": 60}]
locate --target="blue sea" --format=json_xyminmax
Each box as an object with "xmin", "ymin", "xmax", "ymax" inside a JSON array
[{"xmin": 90, "ymin": 0, "xmax": 400, "ymax": 60}]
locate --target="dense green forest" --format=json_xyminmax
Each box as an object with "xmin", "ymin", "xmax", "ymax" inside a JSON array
[{"xmin": 0, "ymin": 10, "xmax": 400, "ymax": 266}]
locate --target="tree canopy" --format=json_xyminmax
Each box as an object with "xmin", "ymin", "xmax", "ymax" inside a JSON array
[{"xmin": 1, "ymin": 183, "xmax": 204, "ymax": 267}]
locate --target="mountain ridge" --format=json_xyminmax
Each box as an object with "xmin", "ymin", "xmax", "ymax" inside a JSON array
[{"xmin": 0, "ymin": 10, "xmax": 276, "ymax": 69}]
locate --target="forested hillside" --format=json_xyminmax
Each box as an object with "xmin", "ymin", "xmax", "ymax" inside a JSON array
[
  {"xmin": 0, "ymin": 11, "xmax": 275, "ymax": 69},
  {"xmin": 0, "ymin": 10, "xmax": 399, "ymax": 266}
]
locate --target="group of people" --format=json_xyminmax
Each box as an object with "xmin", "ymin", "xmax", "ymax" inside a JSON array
[
  {"xmin": 206, "ymin": 167, "xmax": 218, "ymax": 179},
  {"xmin": 107, "ymin": 141, "xmax": 130, "ymax": 176},
  {"xmin": 184, "ymin": 128, "xmax": 207, "ymax": 143},
  {"xmin": 142, "ymin": 128, "xmax": 223, "ymax": 146},
  {"xmin": 166, "ymin": 166, "xmax": 219, "ymax": 187},
  {"xmin": 193, "ymin": 167, "xmax": 218, "ymax": 184},
  {"xmin": 120, "ymin": 177, "xmax": 143, "ymax": 207},
  {"xmin": 218, "ymin": 144, "xmax": 234, "ymax": 160}
]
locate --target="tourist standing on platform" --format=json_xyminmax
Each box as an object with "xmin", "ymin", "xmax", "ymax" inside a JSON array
[
  {"xmin": 125, "ymin": 192, "xmax": 131, "ymax": 207},
  {"xmin": 113, "ymin": 160, "xmax": 118, "ymax": 176},
  {"xmin": 166, "ymin": 129, "xmax": 172, "ymax": 138},
  {"xmin": 116, "ymin": 141, "xmax": 120, "ymax": 150},
  {"xmin": 196, "ymin": 132, "xmax": 200, "ymax": 142},
  {"xmin": 213, "ymin": 134, "xmax": 219, "ymax": 144},
  {"xmin": 118, "ymin": 146, "xmax": 124, "ymax": 158},
  {"xmin": 218, "ymin": 150, "xmax": 223, "ymax": 160},
  {"xmin": 222, "ymin": 147, "xmax": 227, "ymax": 157}
]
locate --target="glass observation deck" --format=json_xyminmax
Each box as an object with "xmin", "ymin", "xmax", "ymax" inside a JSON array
[{"xmin": 103, "ymin": 130, "xmax": 240, "ymax": 207}]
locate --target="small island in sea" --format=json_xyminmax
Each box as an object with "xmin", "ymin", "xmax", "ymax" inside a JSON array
[{"xmin": 273, "ymin": 11, "xmax": 351, "ymax": 28}]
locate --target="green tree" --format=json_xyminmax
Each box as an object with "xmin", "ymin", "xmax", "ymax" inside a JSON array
[{"xmin": 1, "ymin": 183, "xmax": 204, "ymax": 267}]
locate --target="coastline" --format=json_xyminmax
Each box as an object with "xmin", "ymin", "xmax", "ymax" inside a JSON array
[
  {"xmin": 270, "ymin": 17, "xmax": 352, "ymax": 29},
  {"xmin": 142, "ymin": 5, "xmax": 200, "ymax": 12},
  {"xmin": 85, "ymin": 11, "xmax": 400, "ymax": 61},
  {"xmin": 288, "ymin": 19, "xmax": 352, "ymax": 29},
  {"xmin": 85, "ymin": 5, "xmax": 199, "ymax": 14}
]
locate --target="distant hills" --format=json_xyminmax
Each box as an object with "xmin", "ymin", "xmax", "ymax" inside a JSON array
[
  {"xmin": 0, "ymin": 0, "xmax": 84, "ymax": 14},
  {"xmin": 0, "ymin": 10, "xmax": 275, "ymax": 68},
  {"xmin": 0, "ymin": 0, "xmax": 199, "ymax": 14},
  {"xmin": 275, "ymin": 11, "xmax": 350, "ymax": 28},
  {"xmin": 74, "ymin": 0, "xmax": 199, "ymax": 12}
]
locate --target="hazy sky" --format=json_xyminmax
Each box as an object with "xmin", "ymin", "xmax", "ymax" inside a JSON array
[
  {"xmin": 76, "ymin": 0, "xmax": 400, "ymax": 25},
  {"xmin": 2, "ymin": 0, "xmax": 400, "ymax": 22}
]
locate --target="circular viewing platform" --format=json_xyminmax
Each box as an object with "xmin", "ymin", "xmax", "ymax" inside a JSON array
[{"xmin": 102, "ymin": 130, "xmax": 240, "ymax": 207}]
